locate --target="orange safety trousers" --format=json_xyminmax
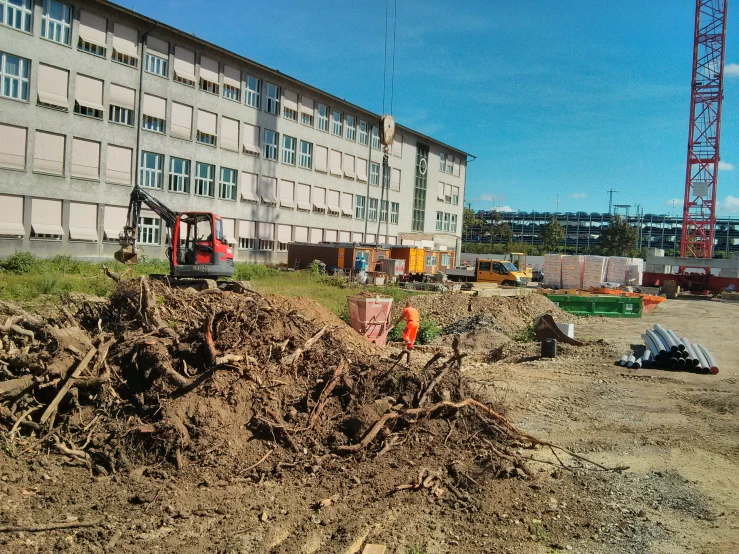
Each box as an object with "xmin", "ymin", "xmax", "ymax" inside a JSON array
[{"xmin": 402, "ymin": 321, "xmax": 420, "ymax": 349}]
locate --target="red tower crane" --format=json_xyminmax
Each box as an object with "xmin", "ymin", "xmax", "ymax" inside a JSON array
[{"xmin": 680, "ymin": 0, "xmax": 729, "ymax": 259}]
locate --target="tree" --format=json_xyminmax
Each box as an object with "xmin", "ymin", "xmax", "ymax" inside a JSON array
[
  {"xmin": 539, "ymin": 217, "xmax": 564, "ymax": 253},
  {"xmin": 599, "ymin": 216, "xmax": 637, "ymax": 256},
  {"xmin": 463, "ymin": 207, "xmax": 483, "ymax": 229},
  {"xmin": 484, "ymin": 210, "xmax": 512, "ymax": 244}
]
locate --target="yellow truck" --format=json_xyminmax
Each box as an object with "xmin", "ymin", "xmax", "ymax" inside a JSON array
[{"xmin": 445, "ymin": 258, "xmax": 530, "ymax": 286}]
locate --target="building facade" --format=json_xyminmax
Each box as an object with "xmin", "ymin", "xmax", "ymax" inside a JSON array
[
  {"xmin": 0, "ymin": 0, "xmax": 468, "ymax": 263},
  {"xmin": 465, "ymin": 210, "xmax": 739, "ymax": 258}
]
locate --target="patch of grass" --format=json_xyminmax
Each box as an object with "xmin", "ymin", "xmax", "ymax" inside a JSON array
[{"xmin": 515, "ymin": 323, "xmax": 537, "ymax": 342}]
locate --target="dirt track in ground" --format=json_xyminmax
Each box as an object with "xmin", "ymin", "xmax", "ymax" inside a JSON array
[
  {"xmin": 1, "ymin": 294, "xmax": 737, "ymax": 553},
  {"xmin": 465, "ymin": 297, "xmax": 739, "ymax": 554}
]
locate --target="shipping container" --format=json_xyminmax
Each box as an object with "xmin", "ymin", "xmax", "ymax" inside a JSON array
[{"xmin": 389, "ymin": 247, "xmax": 425, "ymax": 274}]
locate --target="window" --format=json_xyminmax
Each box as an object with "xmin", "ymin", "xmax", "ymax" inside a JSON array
[
  {"xmin": 329, "ymin": 150, "xmax": 342, "ymax": 177},
  {"xmin": 390, "ymin": 202, "xmax": 399, "ymax": 224},
  {"xmin": 479, "ymin": 261, "xmax": 491, "ymax": 272},
  {"xmin": 196, "ymin": 109, "xmax": 217, "ymax": 146},
  {"xmin": 171, "ymin": 102, "xmax": 193, "ymax": 139},
  {"xmin": 0, "ymin": 52, "xmax": 29, "ymax": 101},
  {"xmin": 413, "ymin": 144, "xmax": 429, "ymax": 231},
  {"xmin": 380, "ymin": 200, "xmax": 388, "ymax": 223},
  {"xmin": 391, "ymin": 168, "xmax": 401, "ymax": 191},
  {"xmin": 173, "ymin": 46, "xmax": 196, "ymax": 86},
  {"xmin": 41, "ymin": 0, "xmax": 72, "ymax": 45},
  {"xmin": 109, "ymin": 84, "xmax": 135, "ymax": 126},
  {"xmin": 370, "ymin": 162, "xmax": 380, "ymax": 186},
  {"xmin": 425, "ymin": 255, "xmax": 437, "ymax": 267},
  {"xmin": 138, "ymin": 216, "xmax": 160, "ymax": 245},
  {"xmin": 221, "ymin": 117, "xmax": 239, "ymax": 152},
  {"xmin": 0, "ymin": 123, "xmax": 26, "ymax": 170},
  {"xmin": 450, "ymin": 214, "xmax": 457, "ymax": 233},
  {"xmin": 282, "ymin": 135, "xmax": 296, "ymax": 165},
  {"xmin": 195, "ymin": 162, "xmax": 215, "ymax": 197},
  {"xmin": 145, "ymin": 53, "xmax": 167, "ymax": 77},
  {"xmin": 223, "ymin": 65, "xmax": 240, "ymax": 101},
  {"xmin": 142, "ymin": 93, "xmax": 166, "ymax": 133},
  {"xmin": 74, "ymin": 75, "xmax": 104, "ymax": 119},
  {"xmin": 140, "ymin": 151, "xmax": 163, "ymax": 189},
  {"xmin": 371, "ymin": 125, "xmax": 380, "ymax": 149},
  {"xmin": 444, "ymin": 183, "xmax": 452, "ymax": 204},
  {"xmin": 301, "ymin": 96, "xmax": 314, "ymax": 126},
  {"xmin": 199, "ymin": 56, "xmax": 219, "ymax": 95},
  {"xmin": 355, "ymin": 196, "xmax": 366, "ymax": 219},
  {"xmin": 299, "ymin": 140, "xmax": 313, "ymax": 169},
  {"xmin": 37, "ymin": 64, "xmax": 68, "ymax": 110},
  {"xmin": 112, "ymin": 23, "xmax": 138, "ymax": 67},
  {"xmin": 259, "ymin": 240, "xmax": 274, "ymax": 251},
  {"xmin": 368, "ymin": 198, "xmax": 378, "ymax": 221},
  {"xmin": 242, "ymin": 123, "xmax": 260, "ymax": 156},
  {"xmin": 283, "ymin": 90, "xmax": 298, "ymax": 121},
  {"xmin": 264, "ymin": 82, "xmax": 279, "ymax": 114},
  {"xmin": 452, "ymin": 186, "xmax": 459, "ymax": 205},
  {"xmin": 219, "ymin": 167, "xmax": 237, "ymax": 201},
  {"xmin": 70, "ymin": 137, "xmax": 99, "ymax": 179},
  {"xmin": 1, "ymin": 0, "xmax": 32, "ymax": 33},
  {"xmin": 436, "ymin": 211, "xmax": 443, "ymax": 231},
  {"xmin": 331, "ymin": 110, "xmax": 343, "ymax": 136},
  {"xmin": 105, "ymin": 144, "xmax": 132, "ymax": 185},
  {"xmin": 443, "ymin": 212, "xmax": 450, "ymax": 232},
  {"xmin": 346, "ymin": 115, "xmax": 356, "ymax": 141},
  {"xmin": 312, "ymin": 186, "xmax": 326, "ymax": 214},
  {"xmin": 223, "ymin": 83, "xmax": 239, "ymax": 101},
  {"xmin": 240, "ymin": 172, "xmax": 258, "ymax": 202},
  {"xmin": 439, "ymin": 152, "xmax": 446, "ymax": 172},
  {"xmin": 33, "ymin": 131, "xmax": 65, "ymax": 175},
  {"xmin": 240, "ymin": 238, "xmax": 256, "ymax": 250},
  {"xmin": 358, "ymin": 120, "xmax": 368, "ymax": 145},
  {"xmin": 245, "ymin": 74, "xmax": 261, "ymax": 108},
  {"xmin": 392, "ymin": 134, "xmax": 403, "ymax": 158},
  {"xmin": 317, "ymin": 103, "xmax": 328, "ymax": 131},
  {"xmin": 446, "ymin": 155, "xmax": 453, "ymax": 174},
  {"xmin": 77, "ymin": 11, "xmax": 107, "ymax": 57},
  {"xmin": 169, "ymin": 157, "xmax": 190, "ymax": 193},
  {"xmin": 441, "ymin": 254, "xmax": 451, "ymax": 267},
  {"xmin": 263, "ymin": 129, "xmax": 278, "ymax": 160}
]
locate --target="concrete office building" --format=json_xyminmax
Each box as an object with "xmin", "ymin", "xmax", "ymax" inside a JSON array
[{"xmin": 0, "ymin": 0, "xmax": 468, "ymax": 263}]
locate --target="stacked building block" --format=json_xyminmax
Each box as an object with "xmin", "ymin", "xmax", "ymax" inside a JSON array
[
  {"xmin": 561, "ymin": 255, "xmax": 585, "ymax": 289},
  {"xmin": 543, "ymin": 254, "xmax": 563, "ymax": 287},
  {"xmin": 582, "ymin": 255, "xmax": 608, "ymax": 289}
]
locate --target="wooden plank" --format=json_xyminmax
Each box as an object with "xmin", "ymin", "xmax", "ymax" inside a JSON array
[{"xmin": 39, "ymin": 347, "xmax": 96, "ymax": 425}]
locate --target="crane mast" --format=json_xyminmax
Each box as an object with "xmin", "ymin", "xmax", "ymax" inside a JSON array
[{"xmin": 680, "ymin": 0, "xmax": 729, "ymax": 259}]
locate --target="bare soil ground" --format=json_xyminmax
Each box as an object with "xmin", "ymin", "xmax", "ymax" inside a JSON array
[{"xmin": 1, "ymin": 292, "xmax": 737, "ymax": 553}]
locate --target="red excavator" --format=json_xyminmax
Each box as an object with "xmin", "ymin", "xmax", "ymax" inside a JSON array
[{"xmin": 115, "ymin": 185, "xmax": 235, "ymax": 285}]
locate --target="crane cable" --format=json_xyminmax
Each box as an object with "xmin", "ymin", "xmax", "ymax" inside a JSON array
[
  {"xmin": 382, "ymin": 0, "xmax": 398, "ymax": 115},
  {"xmin": 390, "ymin": 0, "xmax": 397, "ymax": 116}
]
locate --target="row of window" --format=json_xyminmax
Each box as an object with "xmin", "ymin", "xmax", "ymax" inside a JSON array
[
  {"xmin": 435, "ymin": 211, "xmax": 459, "ymax": 234},
  {"xmin": 0, "ymin": 0, "xmax": 466, "ymax": 171},
  {"xmin": 0, "ymin": 194, "xmax": 401, "ymax": 251},
  {"xmin": 436, "ymin": 181, "xmax": 461, "ymax": 206}
]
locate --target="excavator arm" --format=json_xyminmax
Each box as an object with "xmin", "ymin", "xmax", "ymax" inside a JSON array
[{"xmin": 115, "ymin": 185, "xmax": 180, "ymax": 264}]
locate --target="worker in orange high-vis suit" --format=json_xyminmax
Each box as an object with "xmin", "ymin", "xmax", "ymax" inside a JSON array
[{"xmin": 393, "ymin": 298, "xmax": 420, "ymax": 351}]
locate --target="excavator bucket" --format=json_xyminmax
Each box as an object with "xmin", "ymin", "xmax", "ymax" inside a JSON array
[{"xmin": 114, "ymin": 245, "xmax": 139, "ymax": 265}]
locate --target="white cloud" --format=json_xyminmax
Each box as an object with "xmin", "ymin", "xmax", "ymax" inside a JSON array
[
  {"xmin": 719, "ymin": 161, "xmax": 734, "ymax": 171},
  {"xmin": 571, "ymin": 192, "xmax": 586, "ymax": 199},
  {"xmin": 719, "ymin": 195, "xmax": 739, "ymax": 214},
  {"xmin": 725, "ymin": 63, "xmax": 739, "ymax": 77},
  {"xmin": 476, "ymin": 193, "xmax": 506, "ymax": 202},
  {"xmin": 495, "ymin": 205, "xmax": 515, "ymax": 212}
]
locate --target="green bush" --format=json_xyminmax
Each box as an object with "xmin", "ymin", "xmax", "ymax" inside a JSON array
[
  {"xmin": 233, "ymin": 263, "xmax": 281, "ymax": 281},
  {"xmin": 38, "ymin": 274, "xmax": 59, "ymax": 295},
  {"xmin": 1, "ymin": 251, "xmax": 37, "ymax": 274},
  {"xmin": 388, "ymin": 319, "xmax": 441, "ymax": 345}
]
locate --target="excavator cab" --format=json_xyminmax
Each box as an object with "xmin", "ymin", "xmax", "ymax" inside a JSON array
[{"xmin": 171, "ymin": 212, "xmax": 234, "ymax": 278}]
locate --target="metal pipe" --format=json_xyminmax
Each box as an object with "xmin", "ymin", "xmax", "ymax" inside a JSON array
[
  {"xmin": 642, "ymin": 334, "xmax": 660, "ymax": 358},
  {"xmin": 666, "ymin": 329, "xmax": 686, "ymax": 352},
  {"xmin": 653, "ymin": 325, "xmax": 679, "ymax": 352},
  {"xmin": 646, "ymin": 329, "xmax": 668, "ymax": 355},
  {"xmin": 691, "ymin": 343, "xmax": 710, "ymax": 372},
  {"xmin": 680, "ymin": 337, "xmax": 701, "ymax": 368},
  {"xmin": 696, "ymin": 344, "xmax": 719, "ymax": 375}
]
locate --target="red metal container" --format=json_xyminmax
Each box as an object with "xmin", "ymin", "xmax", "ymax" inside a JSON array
[{"xmin": 347, "ymin": 295, "xmax": 394, "ymax": 347}]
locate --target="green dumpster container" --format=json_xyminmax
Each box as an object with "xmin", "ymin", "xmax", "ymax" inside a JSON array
[{"xmin": 546, "ymin": 295, "xmax": 642, "ymax": 318}]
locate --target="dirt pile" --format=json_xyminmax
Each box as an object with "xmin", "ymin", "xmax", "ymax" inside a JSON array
[
  {"xmin": 0, "ymin": 280, "xmax": 566, "ymax": 505},
  {"xmin": 397, "ymin": 293, "xmax": 573, "ymax": 336}
]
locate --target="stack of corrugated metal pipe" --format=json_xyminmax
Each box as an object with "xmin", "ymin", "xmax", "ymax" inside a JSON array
[{"xmin": 617, "ymin": 324, "xmax": 719, "ymax": 374}]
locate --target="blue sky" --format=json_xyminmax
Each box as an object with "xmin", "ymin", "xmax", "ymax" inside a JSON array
[{"xmin": 117, "ymin": 0, "xmax": 739, "ymax": 216}]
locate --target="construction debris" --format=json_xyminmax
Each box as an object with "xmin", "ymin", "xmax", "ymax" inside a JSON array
[{"xmin": 619, "ymin": 324, "xmax": 719, "ymax": 374}]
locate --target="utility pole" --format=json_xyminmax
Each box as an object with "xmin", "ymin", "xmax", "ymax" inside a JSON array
[
  {"xmin": 607, "ymin": 188, "xmax": 618, "ymax": 215},
  {"xmin": 556, "ymin": 193, "xmax": 559, "ymax": 214}
]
